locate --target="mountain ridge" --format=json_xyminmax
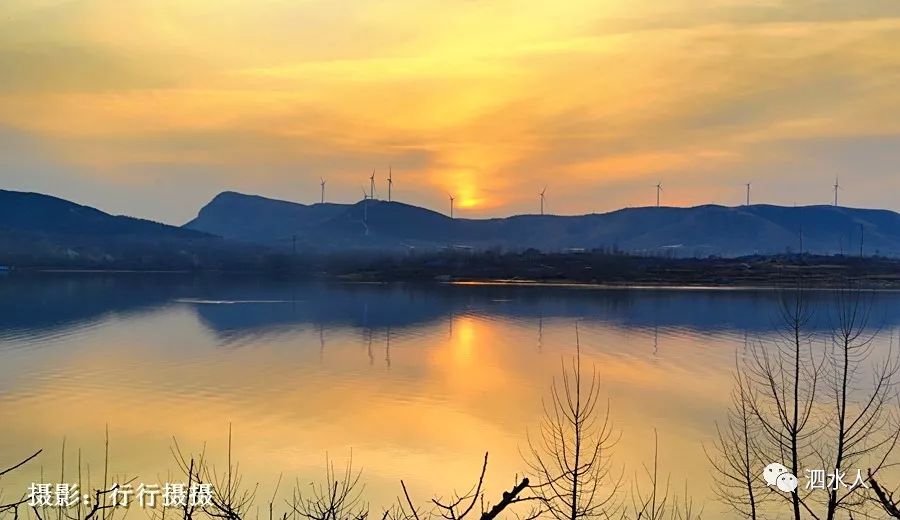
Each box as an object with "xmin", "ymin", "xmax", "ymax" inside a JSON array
[
  {"xmin": 0, "ymin": 189, "xmax": 253, "ymax": 269},
  {"xmin": 184, "ymin": 191, "xmax": 900, "ymax": 257},
  {"xmin": 183, "ymin": 190, "xmax": 347, "ymax": 242},
  {"xmin": 0, "ymin": 189, "xmax": 209, "ymax": 238}
]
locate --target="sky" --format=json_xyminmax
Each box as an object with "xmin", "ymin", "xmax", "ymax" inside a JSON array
[{"xmin": 0, "ymin": 0, "xmax": 898, "ymax": 225}]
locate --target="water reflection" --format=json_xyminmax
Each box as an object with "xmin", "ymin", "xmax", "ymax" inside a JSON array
[
  {"xmin": 4, "ymin": 274, "xmax": 898, "ymax": 341},
  {"xmin": 0, "ymin": 274, "xmax": 898, "ymax": 519}
]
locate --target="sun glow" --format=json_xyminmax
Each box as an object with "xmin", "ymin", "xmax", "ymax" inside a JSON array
[{"xmin": 456, "ymin": 186, "xmax": 484, "ymax": 209}]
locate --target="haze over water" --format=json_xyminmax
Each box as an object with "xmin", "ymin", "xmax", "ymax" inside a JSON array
[{"xmin": 1, "ymin": 275, "xmax": 899, "ymax": 518}]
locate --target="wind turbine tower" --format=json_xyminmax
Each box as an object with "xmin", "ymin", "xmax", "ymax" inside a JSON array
[
  {"xmin": 539, "ymin": 186, "xmax": 547, "ymax": 215},
  {"xmin": 745, "ymin": 182, "xmax": 751, "ymax": 206},
  {"xmin": 656, "ymin": 182, "xmax": 662, "ymax": 207},
  {"xmin": 449, "ymin": 194, "xmax": 455, "ymax": 219},
  {"xmin": 320, "ymin": 178, "xmax": 326, "ymax": 204},
  {"xmin": 833, "ymin": 176, "xmax": 840, "ymax": 206},
  {"xmin": 370, "ymin": 168, "xmax": 376, "ymax": 200},
  {"xmin": 387, "ymin": 166, "xmax": 393, "ymax": 202}
]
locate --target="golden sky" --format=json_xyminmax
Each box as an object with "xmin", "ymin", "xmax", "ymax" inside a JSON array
[{"xmin": 0, "ymin": 0, "xmax": 898, "ymax": 223}]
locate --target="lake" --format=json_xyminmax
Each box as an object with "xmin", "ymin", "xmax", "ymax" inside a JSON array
[{"xmin": 1, "ymin": 274, "xmax": 898, "ymax": 518}]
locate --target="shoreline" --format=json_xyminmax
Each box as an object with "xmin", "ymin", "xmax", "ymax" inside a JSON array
[
  {"xmin": 447, "ymin": 279, "xmax": 900, "ymax": 292},
  {"xmin": 5, "ymin": 267, "xmax": 900, "ymax": 291},
  {"xmin": 3, "ymin": 251, "xmax": 898, "ymax": 290}
]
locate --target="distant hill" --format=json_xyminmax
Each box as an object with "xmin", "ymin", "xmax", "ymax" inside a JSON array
[
  {"xmin": 2, "ymin": 188, "xmax": 898, "ymax": 269},
  {"xmin": 185, "ymin": 192, "xmax": 900, "ymax": 257},
  {"xmin": 183, "ymin": 191, "xmax": 346, "ymax": 244},
  {"xmin": 0, "ymin": 189, "xmax": 259, "ymax": 269},
  {"xmin": 0, "ymin": 190, "xmax": 207, "ymax": 238}
]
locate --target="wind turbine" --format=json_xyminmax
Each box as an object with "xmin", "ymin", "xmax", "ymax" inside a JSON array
[
  {"xmin": 370, "ymin": 168, "xmax": 376, "ymax": 200},
  {"xmin": 387, "ymin": 165, "xmax": 393, "ymax": 202},
  {"xmin": 539, "ymin": 185, "xmax": 547, "ymax": 215},
  {"xmin": 320, "ymin": 178, "xmax": 326, "ymax": 204},
  {"xmin": 833, "ymin": 176, "xmax": 840, "ymax": 206},
  {"xmin": 449, "ymin": 193, "xmax": 455, "ymax": 219},
  {"xmin": 745, "ymin": 182, "xmax": 751, "ymax": 206},
  {"xmin": 655, "ymin": 182, "xmax": 662, "ymax": 207}
]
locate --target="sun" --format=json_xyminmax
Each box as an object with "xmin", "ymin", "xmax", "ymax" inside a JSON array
[
  {"xmin": 449, "ymin": 178, "xmax": 487, "ymax": 209},
  {"xmin": 457, "ymin": 193, "xmax": 485, "ymax": 209}
]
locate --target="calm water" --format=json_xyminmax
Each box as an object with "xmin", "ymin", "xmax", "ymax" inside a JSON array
[{"xmin": 1, "ymin": 274, "xmax": 898, "ymax": 518}]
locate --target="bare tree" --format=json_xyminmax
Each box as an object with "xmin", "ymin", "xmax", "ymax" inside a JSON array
[
  {"xmin": 710, "ymin": 278, "xmax": 900, "ymax": 519},
  {"xmin": 819, "ymin": 284, "xmax": 900, "ymax": 519},
  {"xmin": 2, "ymin": 431, "xmax": 135, "ymax": 520},
  {"xmin": 524, "ymin": 324, "xmax": 622, "ymax": 520},
  {"xmin": 291, "ymin": 453, "xmax": 367, "ymax": 520},
  {"xmin": 205, "ymin": 426, "xmax": 258, "ymax": 520},
  {"xmin": 868, "ymin": 472, "xmax": 900, "ymax": 518},
  {"xmin": 393, "ymin": 453, "xmax": 535, "ymax": 520},
  {"xmin": 164, "ymin": 429, "xmax": 536, "ymax": 520},
  {"xmin": 0, "ymin": 450, "xmax": 43, "ymax": 519},
  {"xmin": 630, "ymin": 431, "xmax": 702, "ymax": 520},
  {"xmin": 709, "ymin": 278, "xmax": 822, "ymax": 519},
  {"xmin": 704, "ymin": 371, "xmax": 761, "ymax": 519},
  {"xmin": 171, "ymin": 425, "xmax": 260, "ymax": 520},
  {"xmin": 630, "ymin": 431, "xmax": 670, "ymax": 520},
  {"xmin": 44, "ymin": 427, "xmax": 131, "ymax": 520}
]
